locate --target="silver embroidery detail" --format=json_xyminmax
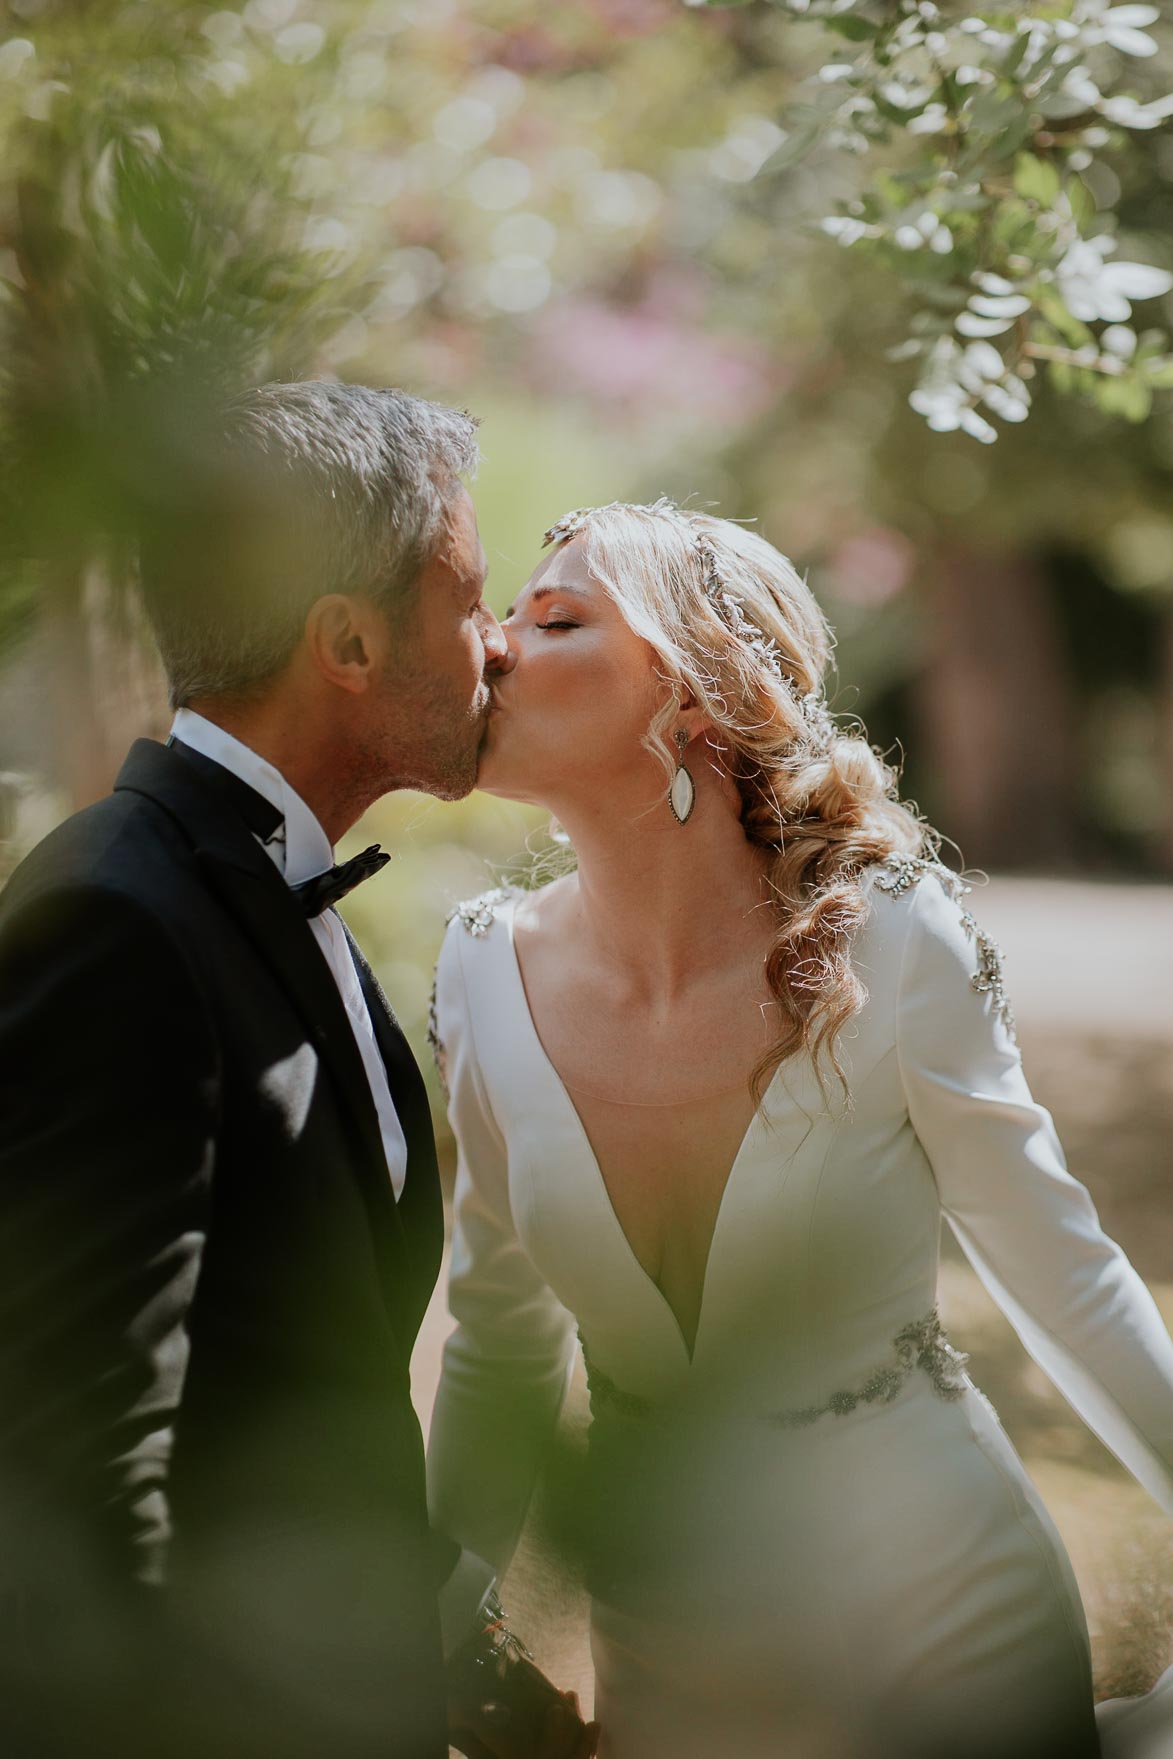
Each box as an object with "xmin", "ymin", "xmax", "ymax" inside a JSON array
[
  {"xmin": 447, "ymin": 886, "xmax": 513, "ymax": 938},
  {"xmin": 426, "ymin": 972, "xmax": 447, "ymax": 1102},
  {"xmin": 874, "ymin": 851, "xmax": 966, "ymax": 901},
  {"xmin": 875, "ymin": 854, "xmax": 1017, "ymax": 1041},
  {"xmin": 579, "ymin": 1330, "xmax": 653, "ymax": 1421},
  {"xmin": 767, "ymin": 1307, "xmax": 969, "ymax": 1429},
  {"xmin": 966, "ymin": 918, "xmax": 1017, "ymax": 1040},
  {"xmin": 578, "ymin": 1306, "xmax": 969, "ymax": 1429}
]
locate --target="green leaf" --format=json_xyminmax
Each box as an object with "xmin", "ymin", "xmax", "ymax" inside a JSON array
[
  {"xmin": 1066, "ymin": 176, "xmax": 1096, "ymax": 230},
  {"xmin": 1143, "ymin": 358, "xmax": 1173, "ymax": 388},
  {"xmin": 823, "ymin": 14, "xmax": 880, "ymax": 39},
  {"xmin": 1035, "ymin": 291, "xmax": 1094, "ymax": 349},
  {"xmin": 1096, "ymin": 374, "xmax": 1153, "ymax": 421},
  {"xmin": 938, "ymin": 189, "xmax": 992, "ymax": 214},
  {"xmin": 969, "ymin": 93, "xmax": 1023, "ymax": 139},
  {"xmin": 875, "ymin": 170, "xmax": 910, "ymax": 208},
  {"xmin": 1013, "ymin": 153, "xmax": 1061, "ymax": 207},
  {"xmin": 997, "ymin": 112, "xmax": 1039, "ymax": 159},
  {"xmin": 1000, "ymin": 32, "xmax": 1032, "ymax": 79}
]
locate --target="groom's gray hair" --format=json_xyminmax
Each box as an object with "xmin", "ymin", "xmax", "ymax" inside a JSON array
[{"xmin": 139, "ymin": 380, "xmax": 480, "ymax": 708}]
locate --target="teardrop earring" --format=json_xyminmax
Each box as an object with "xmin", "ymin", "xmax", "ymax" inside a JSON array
[{"xmin": 668, "ymin": 729, "xmax": 695, "ymax": 825}]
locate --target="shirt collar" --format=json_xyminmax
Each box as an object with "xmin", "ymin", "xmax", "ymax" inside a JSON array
[{"xmin": 170, "ymin": 708, "xmax": 333, "ymax": 885}]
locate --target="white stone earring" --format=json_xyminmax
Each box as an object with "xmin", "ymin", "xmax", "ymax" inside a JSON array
[{"xmin": 668, "ymin": 729, "xmax": 695, "ymax": 825}]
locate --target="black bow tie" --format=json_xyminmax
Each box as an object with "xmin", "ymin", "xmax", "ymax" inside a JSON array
[{"xmin": 290, "ymin": 846, "xmax": 391, "ymax": 918}]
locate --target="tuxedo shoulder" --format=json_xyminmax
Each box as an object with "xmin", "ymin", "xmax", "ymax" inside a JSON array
[
  {"xmin": 1, "ymin": 787, "xmax": 185, "ymax": 920},
  {"xmin": 0, "ymin": 795, "xmax": 215, "ymax": 1015}
]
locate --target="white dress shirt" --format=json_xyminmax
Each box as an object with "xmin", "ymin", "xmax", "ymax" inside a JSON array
[{"xmin": 171, "ymin": 708, "xmax": 408, "ymax": 1201}]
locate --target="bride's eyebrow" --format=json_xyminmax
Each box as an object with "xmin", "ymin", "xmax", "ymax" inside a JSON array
[{"xmin": 506, "ymin": 583, "xmax": 591, "ymax": 619}]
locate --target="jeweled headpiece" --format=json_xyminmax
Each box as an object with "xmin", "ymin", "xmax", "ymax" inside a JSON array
[{"xmin": 542, "ymin": 499, "xmax": 837, "ymax": 758}]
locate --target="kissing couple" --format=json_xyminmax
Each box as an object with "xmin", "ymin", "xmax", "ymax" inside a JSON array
[{"xmin": 2, "ymin": 380, "xmax": 1172, "ymax": 1759}]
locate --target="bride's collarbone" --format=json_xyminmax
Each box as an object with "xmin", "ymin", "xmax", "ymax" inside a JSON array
[
  {"xmin": 513, "ymin": 927, "xmax": 778, "ymax": 1110},
  {"xmin": 529, "ymin": 997, "xmax": 771, "ymax": 1109}
]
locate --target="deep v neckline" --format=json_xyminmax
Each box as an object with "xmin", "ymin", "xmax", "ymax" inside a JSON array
[{"xmin": 502, "ymin": 899, "xmax": 779, "ymax": 1366}]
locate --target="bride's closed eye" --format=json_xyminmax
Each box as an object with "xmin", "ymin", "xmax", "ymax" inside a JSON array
[{"xmin": 536, "ymin": 618, "xmax": 580, "ymax": 631}]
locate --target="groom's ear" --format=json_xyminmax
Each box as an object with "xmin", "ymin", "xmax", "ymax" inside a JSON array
[{"xmin": 304, "ymin": 594, "xmax": 382, "ymax": 694}]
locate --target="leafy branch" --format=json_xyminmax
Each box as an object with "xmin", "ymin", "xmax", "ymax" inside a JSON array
[{"xmin": 689, "ymin": 0, "xmax": 1173, "ymax": 439}]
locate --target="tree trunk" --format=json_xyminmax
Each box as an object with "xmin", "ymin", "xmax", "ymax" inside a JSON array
[
  {"xmin": 41, "ymin": 563, "xmax": 169, "ymax": 809},
  {"xmin": 916, "ymin": 547, "xmax": 1078, "ymax": 870}
]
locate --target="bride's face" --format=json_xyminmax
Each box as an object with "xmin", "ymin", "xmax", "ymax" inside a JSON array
[{"xmin": 477, "ymin": 536, "xmax": 667, "ymax": 807}]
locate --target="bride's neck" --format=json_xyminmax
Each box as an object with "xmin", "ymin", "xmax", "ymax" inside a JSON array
[{"xmin": 554, "ymin": 781, "xmax": 774, "ymax": 999}]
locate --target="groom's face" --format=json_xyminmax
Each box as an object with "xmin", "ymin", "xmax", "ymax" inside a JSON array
[{"xmin": 372, "ymin": 486, "xmax": 506, "ymax": 799}]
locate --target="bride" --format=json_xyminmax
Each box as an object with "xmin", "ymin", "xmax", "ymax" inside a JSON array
[{"xmin": 425, "ymin": 498, "xmax": 1173, "ymax": 1759}]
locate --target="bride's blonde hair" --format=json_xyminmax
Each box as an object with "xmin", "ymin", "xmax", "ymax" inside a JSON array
[{"xmin": 540, "ymin": 497, "xmax": 939, "ymax": 1099}]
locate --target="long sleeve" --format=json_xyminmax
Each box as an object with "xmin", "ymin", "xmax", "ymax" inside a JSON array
[
  {"xmin": 0, "ymin": 881, "xmax": 227, "ymax": 1757},
  {"xmin": 0, "ymin": 882, "xmax": 220, "ymax": 1584},
  {"xmin": 426, "ymin": 921, "xmax": 577, "ymax": 1581},
  {"xmin": 896, "ymin": 873, "xmax": 1173, "ymax": 1516}
]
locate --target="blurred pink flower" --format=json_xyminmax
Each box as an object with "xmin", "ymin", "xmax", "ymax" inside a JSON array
[
  {"xmin": 826, "ymin": 527, "xmax": 916, "ymax": 607},
  {"xmin": 526, "ymin": 295, "xmax": 782, "ymax": 427},
  {"xmin": 580, "ymin": 0, "xmax": 678, "ymax": 36}
]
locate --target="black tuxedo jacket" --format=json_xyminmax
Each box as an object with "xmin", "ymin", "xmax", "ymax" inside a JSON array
[{"xmin": 0, "ymin": 737, "xmax": 458, "ymax": 1759}]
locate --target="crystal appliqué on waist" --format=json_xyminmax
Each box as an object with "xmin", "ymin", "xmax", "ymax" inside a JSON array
[{"xmin": 578, "ymin": 1307, "xmax": 970, "ymax": 1426}]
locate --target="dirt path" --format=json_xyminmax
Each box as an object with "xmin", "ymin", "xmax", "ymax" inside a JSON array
[{"xmin": 965, "ymin": 875, "xmax": 1173, "ymax": 1039}]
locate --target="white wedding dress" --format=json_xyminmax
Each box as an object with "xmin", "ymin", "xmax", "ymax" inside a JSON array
[{"xmin": 426, "ymin": 860, "xmax": 1173, "ymax": 1759}]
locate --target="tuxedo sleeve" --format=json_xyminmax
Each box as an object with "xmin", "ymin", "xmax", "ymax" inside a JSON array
[
  {"xmin": 0, "ymin": 881, "xmax": 220, "ymax": 1592},
  {"xmin": 426, "ymin": 919, "xmax": 577, "ymax": 1584},
  {"xmin": 896, "ymin": 872, "xmax": 1173, "ymax": 1516}
]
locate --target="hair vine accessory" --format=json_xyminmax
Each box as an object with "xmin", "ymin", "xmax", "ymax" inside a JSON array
[
  {"xmin": 686, "ymin": 520, "xmax": 837, "ymax": 759},
  {"xmin": 542, "ymin": 507, "xmax": 594, "ymax": 548},
  {"xmin": 541, "ymin": 499, "xmax": 838, "ymax": 758},
  {"xmin": 707, "ymin": 574, "xmax": 837, "ymax": 760},
  {"xmin": 542, "ymin": 495, "xmax": 684, "ymax": 551}
]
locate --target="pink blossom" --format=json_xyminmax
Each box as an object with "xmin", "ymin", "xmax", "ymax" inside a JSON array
[
  {"xmin": 826, "ymin": 527, "xmax": 916, "ymax": 607},
  {"xmin": 526, "ymin": 295, "xmax": 782, "ymax": 427}
]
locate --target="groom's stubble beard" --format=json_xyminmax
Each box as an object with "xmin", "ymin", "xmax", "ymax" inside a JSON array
[{"xmin": 365, "ymin": 659, "xmax": 490, "ymax": 802}]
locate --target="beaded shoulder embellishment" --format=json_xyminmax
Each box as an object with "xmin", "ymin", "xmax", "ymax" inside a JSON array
[
  {"xmin": 578, "ymin": 1306, "xmax": 969, "ymax": 1430},
  {"xmin": 447, "ymin": 885, "xmax": 515, "ymax": 939},
  {"xmin": 426, "ymin": 973, "xmax": 447, "ymax": 1102},
  {"xmin": 427, "ymin": 887, "xmax": 518, "ymax": 1098},
  {"xmin": 875, "ymin": 854, "xmax": 1017, "ymax": 1041}
]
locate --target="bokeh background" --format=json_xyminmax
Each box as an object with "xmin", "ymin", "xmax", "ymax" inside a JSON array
[{"xmin": 1, "ymin": 0, "xmax": 1171, "ymax": 1721}]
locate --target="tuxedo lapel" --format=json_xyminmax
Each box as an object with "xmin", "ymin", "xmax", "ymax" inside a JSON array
[
  {"xmin": 341, "ymin": 922, "xmax": 443, "ymax": 1328},
  {"xmin": 114, "ymin": 741, "xmax": 406, "ymax": 1274}
]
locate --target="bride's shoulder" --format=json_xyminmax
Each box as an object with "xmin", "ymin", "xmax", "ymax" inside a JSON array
[
  {"xmin": 854, "ymin": 854, "xmax": 1016, "ymax": 1040},
  {"xmin": 859, "ymin": 852, "xmax": 972, "ymax": 914},
  {"xmin": 851, "ymin": 851, "xmax": 978, "ymax": 974},
  {"xmin": 441, "ymin": 872, "xmax": 578, "ymax": 950},
  {"xmin": 443, "ymin": 883, "xmax": 520, "ymax": 944}
]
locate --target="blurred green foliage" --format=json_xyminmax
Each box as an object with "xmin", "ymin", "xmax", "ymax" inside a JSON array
[{"xmin": 3, "ymin": 0, "xmax": 1173, "ymax": 1064}]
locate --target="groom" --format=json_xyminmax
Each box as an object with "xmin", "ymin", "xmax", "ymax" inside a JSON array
[{"xmin": 0, "ymin": 383, "xmax": 583, "ymax": 1759}]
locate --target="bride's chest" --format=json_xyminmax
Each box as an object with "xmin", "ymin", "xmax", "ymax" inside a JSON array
[{"xmin": 565, "ymin": 1085, "xmax": 764, "ymax": 1272}]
